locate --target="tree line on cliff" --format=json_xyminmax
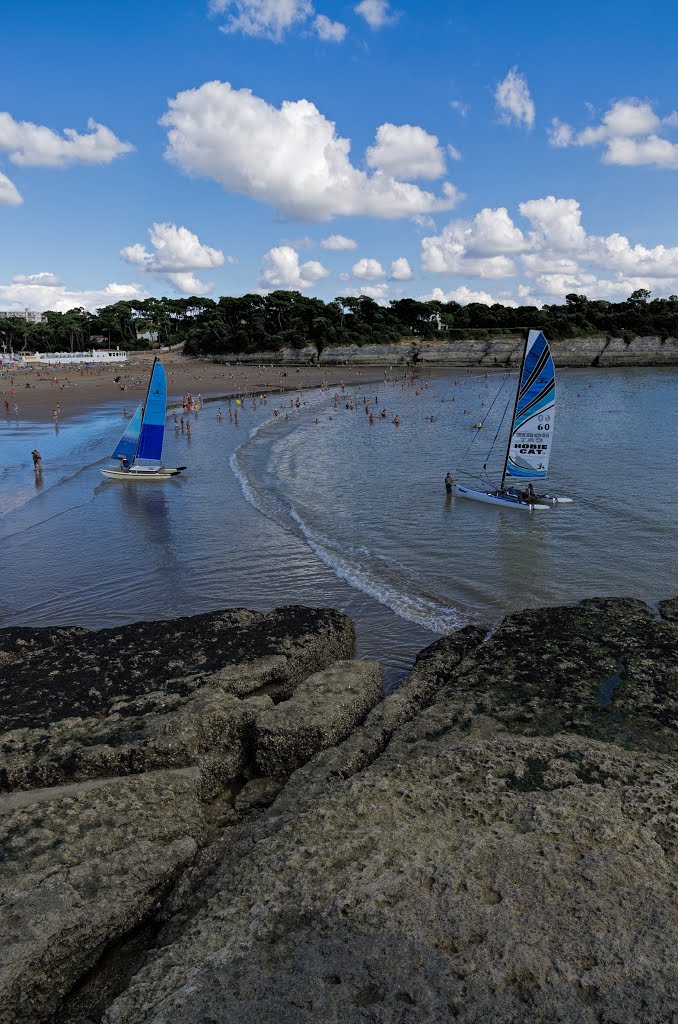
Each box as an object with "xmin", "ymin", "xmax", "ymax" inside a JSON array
[{"xmin": 2, "ymin": 288, "xmax": 677, "ymax": 355}]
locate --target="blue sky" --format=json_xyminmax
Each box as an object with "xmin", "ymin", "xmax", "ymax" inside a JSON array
[{"xmin": 2, "ymin": 0, "xmax": 678, "ymax": 311}]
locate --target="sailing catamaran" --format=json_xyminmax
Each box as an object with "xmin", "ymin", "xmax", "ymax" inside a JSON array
[
  {"xmin": 100, "ymin": 358, "xmax": 186, "ymax": 480},
  {"xmin": 454, "ymin": 329, "xmax": 572, "ymax": 511}
]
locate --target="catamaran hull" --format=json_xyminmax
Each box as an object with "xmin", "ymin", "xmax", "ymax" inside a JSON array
[
  {"xmin": 100, "ymin": 466, "xmax": 185, "ymax": 481},
  {"xmin": 453, "ymin": 484, "xmax": 549, "ymax": 511},
  {"xmin": 505, "ymin": 489, "xmax": 574, "ymax": 505},
  {"xmin": 537, "ymin": 494, "xmax": 573, "ymax": 504}
]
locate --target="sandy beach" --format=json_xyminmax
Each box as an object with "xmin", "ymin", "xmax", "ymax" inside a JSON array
[
  {"xmin": 0, "ymin": 351, "xmax": 488, "ymax": 423},
  {"xmin": 0, "ymin": 351, "xmax": 416, "ymax": 422}
]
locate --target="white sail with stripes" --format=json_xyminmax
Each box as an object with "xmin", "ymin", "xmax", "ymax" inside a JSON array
[{"xmin": 505, "ymin": 329, "xmax": 555, "ymax": 480}]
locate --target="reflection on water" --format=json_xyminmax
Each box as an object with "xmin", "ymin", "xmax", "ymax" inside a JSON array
[{"xmin": 1, "ymin": 368, "xmax": 677, "ymax": 687}]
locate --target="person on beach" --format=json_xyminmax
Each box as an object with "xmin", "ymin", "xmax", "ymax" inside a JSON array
[
  {"xmin": 31, "ymin": 449, "xmax": 42, "ymax": 471},
  {"xmin": 445, "ymin": 472, "xmax": 454, "ymax": 494}
]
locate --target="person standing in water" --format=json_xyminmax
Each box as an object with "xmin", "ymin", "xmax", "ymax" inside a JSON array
[
  {"xmin": 445, "ymin": 472, "xmax": 454, "ymax": 494},
  {"xmin": 31, "ymin": 449, "xmax": 42, "ymax": 472}
]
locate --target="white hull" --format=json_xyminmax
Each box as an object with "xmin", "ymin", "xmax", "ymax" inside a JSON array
[
  {"xmin": 453, "ymin": 484, "xmax": 550, "ymax": 511},
  {"xmin": 100, "ymin": 466, "xmax": 184, "ymax": 481}
]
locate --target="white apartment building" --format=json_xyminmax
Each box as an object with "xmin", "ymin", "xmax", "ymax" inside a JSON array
[{"xmin": 0, "ymin": 308, "xmax": 44, "ymax": 323}]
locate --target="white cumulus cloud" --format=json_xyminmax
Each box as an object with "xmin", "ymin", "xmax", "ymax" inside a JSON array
[
  {"xmin": 0, "ymin": 274, "xmax": 147, "ymax": 313},
  {"xmin": 0, "ymin": 113, "xmax": 133, "ymax": 167},
  {"xmin": 495, "ymin": 67, "xmax": 535, "ymax": 129},
  {"xmin": 415, "ymin": 193, "xmax": 678, "ymax": 304},
  {"xmin": 419, "ymin": 285, "xmax": 501, "ymax": 305},
  {"xmin": 421, "ymin": 207, "xmax": 526, "ymax": 279},
  {"xmin": 161, "ymin": 81, "xmax": 458, "ymax": 221},
  {"xmin": 518, "ymin": 195, "xmax": 678, "ymax": 300},
  {"xmin": 209, "ymin": 0, "xmax": 313, "ymax": 40},
  {"xmin": 321, "ymin": 234, "xmax": 357, "ymax": 250},
  {"xmin": 121, "ymin": 223, "xmax": 225, "ymax": 295},
  {"xmin": 390, "ymin": 257, "xmax": 412, "ymax": 280},
  {"xmin": 313, "ymin": 14, "xmax": 347, "ymax": 40},
  {"xmin": 548, "ymin": 98, "xmax": 678, "ymax": 169},
  {"xmin": 357, "ymin": 282, "xmax": 390, "ymax": 301},
  {"xmin": 519, "ymin": 196, "xmax": 586, "ymax": 252},
  {"xmin": 603, "ymin": 135, "xmax": 678, "ymax": 168},
  {"xmin": 259, "ymin": 245, "xmax": 329, "ymax": 289},
  {"xmin": 366, "ymin": 123, "xmax": 446, "ymax": 180},
  {"xmin": 352, "ymin": 257, "xmax": 385, "ymax": 279},
  {"xmin": 0, "ymin": 172, "xmax": 22, "ymax": 205},
  {"xmin": 354, "ymin": 0, "xmax": 398, "ymax": 29}
]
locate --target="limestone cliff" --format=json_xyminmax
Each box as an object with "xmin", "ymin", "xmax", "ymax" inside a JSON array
[{"xmin": 213, "ymin": 334, "xmax": 678, "ymax": 367}]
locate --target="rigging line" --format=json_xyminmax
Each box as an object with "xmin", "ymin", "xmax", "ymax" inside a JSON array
[
  {"xmin": 454, "ymin": 371, "xmax": 513, "ymax": 473},
  {"xmin": 483, "ymin": 393, "xmax": 514, "ymax": 468}
]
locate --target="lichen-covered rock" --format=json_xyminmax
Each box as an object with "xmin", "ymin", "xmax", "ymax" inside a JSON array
[
  {"xmin": 104, "ymin": 597, "xmax": 678, "ymax": 1024},
  {"xmin": 0, "ymin": 606, "xmax": 355, "ymax": 793},
  {"xmin": 255, "ymin": 660, "xmax": 383, "ymax": 777},
  {"xmin": 0, "ymin": 605, "xmax": 358, "ymax": 1024},
  {"xmin": 0, "ymin": 768, "xmax": 203, "ymax": 1024},
  {"xmin": 104, "ymin": 727, "xmax": 678, "ymax": 1024},
  {"xmin": 659, "ymin": 596, "xmax": 678, "ymax": 621},
  {"xmin": 0, "ymin": 606, "xmax": 354, "ymax": 734},
  {"xmin": 234, "ymin": 777, "xmax": 285, "ymax": 814},
  {"xmin": 0, "ymin": 626, "xmax": 87, "ymax": 669},
  {"xmin": 0, "ymin": 691, "xmax": 273, "ymax": 797}
]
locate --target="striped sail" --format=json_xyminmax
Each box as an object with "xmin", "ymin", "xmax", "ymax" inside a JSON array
[
  {"xmin": 505, "ymin": 330, "xmax": 555, "ymax": 480},
  {"xmin": 135, "ymin": 360, "xmax": 166, "ymax": 467},
  {"xmin": 111, "ymin": 404, "xmax": 142, "ymax": 464}
]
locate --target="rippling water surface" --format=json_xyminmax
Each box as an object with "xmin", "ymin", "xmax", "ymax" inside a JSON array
[{"xmin": 2, "ymin": 367, "xmax": 677, "ymax": 687}]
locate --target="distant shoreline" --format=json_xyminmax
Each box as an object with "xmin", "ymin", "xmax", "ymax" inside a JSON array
[{"xmin": 2, "ymin": 351, "xmax": 676, "ymax": 424}]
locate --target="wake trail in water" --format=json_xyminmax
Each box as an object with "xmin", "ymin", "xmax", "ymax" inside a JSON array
[{"xmin": 230, "ymin": 401, "xmax": 471, "ymax": 634}]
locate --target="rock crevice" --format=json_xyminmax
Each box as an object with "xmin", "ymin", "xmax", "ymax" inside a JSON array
[{"xmin": 2, "ymin": 596, "xmax": 678, "ymax": 1024}]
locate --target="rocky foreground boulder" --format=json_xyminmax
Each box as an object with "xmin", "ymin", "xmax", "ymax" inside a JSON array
[
  {"xmin": 2, "ymin": 597, "xmax": 678, "ymax": 1023},
  {"xmin": 0, "ymin": 606, "xmax": 363, "ymax": 1024}
]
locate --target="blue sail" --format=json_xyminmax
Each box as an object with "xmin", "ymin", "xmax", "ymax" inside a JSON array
[
  {"xmin": 135, "ymin": 360, "xmax": 166, "ymax": 466},
  {"xmin": 111, "ymin": 404, "xmax": 142, "ymax": 464},
  {"xmin": 505, "ymin": 330, "xmax": 555, "ymax": 480}
]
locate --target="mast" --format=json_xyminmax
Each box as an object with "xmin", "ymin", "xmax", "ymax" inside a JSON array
[
  {"xmin": 131, "ymin": 356, "xmax": 158, "ymax": 467},
  {"xmin": 500, "ymin": 334, "xmax": 528, "ymax": 489}
]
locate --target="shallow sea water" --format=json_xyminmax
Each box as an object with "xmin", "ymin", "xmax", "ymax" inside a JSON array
[{"xmin": 1, "ymin": 366, "xmax": 677, "ymax": 687}]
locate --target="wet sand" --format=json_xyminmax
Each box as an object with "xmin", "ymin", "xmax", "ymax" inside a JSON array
[
  {"xmin": 0, "ymin": 351, "xmax": 478, "ymax": 422},
  {"xmin": 0, "ymin": 353, "xmax": 394, "ymax": 422}
]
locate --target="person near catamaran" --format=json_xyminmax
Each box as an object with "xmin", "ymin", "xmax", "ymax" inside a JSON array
[
  {"xmin": 521, "ymin": 483, "xmax": 536, "ymax": 503},
  {"xmin": 445, "ymin": 472, "xmax": 454, "ymax": 494},
  {"xmin": 101, "ymin": 358, "xmax": 186, "ymax": 480},
  {"xmin": 452, "ymin": 329, "xmax": 573, "ymax": 511}
]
